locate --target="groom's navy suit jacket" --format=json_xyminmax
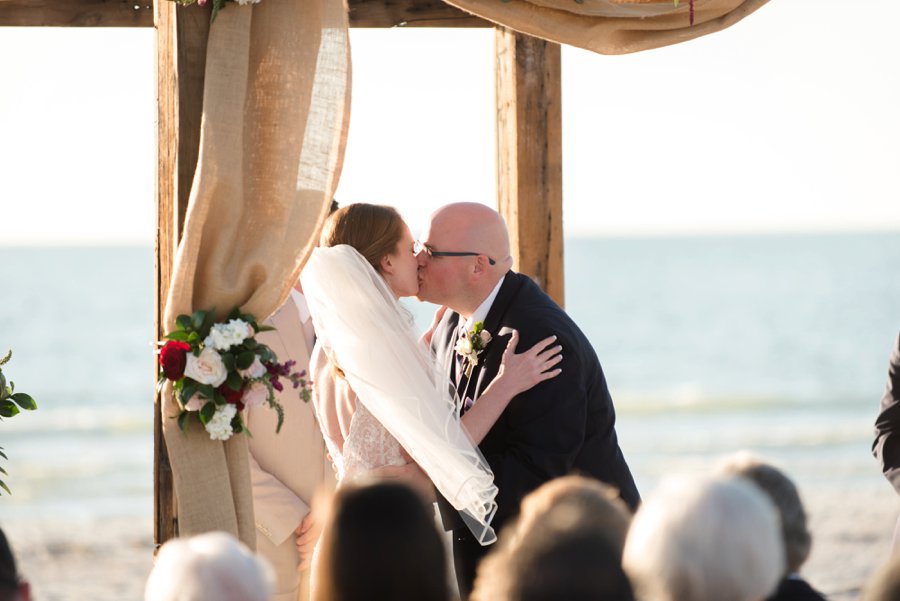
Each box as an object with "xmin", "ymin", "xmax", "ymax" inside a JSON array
[{"xmin": 433, "ymin": 271, "xmax": 640, "ymax": 564}]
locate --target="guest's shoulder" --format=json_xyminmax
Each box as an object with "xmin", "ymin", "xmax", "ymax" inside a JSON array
[{"xmin": 768, "ymin": 577, "xmax": 827, "ymax": 601}]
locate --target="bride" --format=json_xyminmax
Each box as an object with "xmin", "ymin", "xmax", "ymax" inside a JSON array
[{"xmin": 300, "ymin": 203, "xmax": 561, "ymax": 545}]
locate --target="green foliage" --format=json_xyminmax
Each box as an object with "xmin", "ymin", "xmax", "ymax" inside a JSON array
[{"xmin": 0, "ymin": 349, "xmax": 37, "ymax": 495}]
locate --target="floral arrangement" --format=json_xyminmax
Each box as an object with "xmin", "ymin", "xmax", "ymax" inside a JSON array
[
  {"xmin": 454, "ymin": 321, "xmax": 492, "ymax": 379},
  {"xmin": 158, "ymin": 308, "xmax": 310, "ymax": 442},
  {"xmin": 0, "ymin": 349, "xmax": 38, "ymax": 495},
  {"xmin": 171, "ymin": 0, "xmax": 261, "ymax": 23}
]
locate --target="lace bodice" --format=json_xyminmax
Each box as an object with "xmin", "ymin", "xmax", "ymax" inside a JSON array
[{"xmin": 330, "ymin": 402, "xmax": 405, "ymax": 482}]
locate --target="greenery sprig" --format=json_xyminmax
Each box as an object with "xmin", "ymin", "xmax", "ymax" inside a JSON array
[{"xmin": 1, "ymin": 349, "xmax": 38, "ymax": 495}]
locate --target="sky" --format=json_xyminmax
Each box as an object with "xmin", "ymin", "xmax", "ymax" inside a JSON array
[{"xmin": 1, "ymin": 0, "xmax": 899, "ymax": 244}]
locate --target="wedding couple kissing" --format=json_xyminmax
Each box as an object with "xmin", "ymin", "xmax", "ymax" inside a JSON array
[{"xmin": 251, "ymin": 201, "xmax": 640, "ymax": 600}]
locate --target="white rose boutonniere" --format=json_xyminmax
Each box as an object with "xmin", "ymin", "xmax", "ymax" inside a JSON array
[{"xmin": 454, "ymin": 321, "xmax": 492, "ymax": 379}]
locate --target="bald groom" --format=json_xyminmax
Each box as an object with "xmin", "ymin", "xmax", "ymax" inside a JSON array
[{"xmin": 417, "ymin": 202, "xmax": 640, "ymax": 598}]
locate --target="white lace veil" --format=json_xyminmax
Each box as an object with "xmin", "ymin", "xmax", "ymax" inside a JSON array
[{"xmin": 300, "ymin": 244, "xmax": 498, "ymax": 545}]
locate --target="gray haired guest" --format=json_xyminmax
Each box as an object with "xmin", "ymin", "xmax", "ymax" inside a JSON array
[
  {"xmin": 623, "ymin": 474, "xmax": 783, "ymax": 601},
  {"xmin": 718, "ymin": 453, "xmax": 826, "ymax": 601},
  {"xmin": 145, "ymin": 532, "xmax": 274, "ymax": 601}
]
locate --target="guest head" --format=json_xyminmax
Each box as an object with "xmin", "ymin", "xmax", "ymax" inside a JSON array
[
  {"xmin": 717, "ymin": 452, "xmax": 812, "ymax": 575},
  {"xmin": 513, "ymin": 475, "xmax": 631, "ymax": 553},
  {"xmin": 0, "ymin": 529, "xmax": 30, "ymax": 601},
  {"xmin": 623, "ymin": 474, "xmax": 783, "ymax": 601},
  {"xmin": 144, "ymin": 531, "xmax": 273, "ymax": 601},
  {"xmin": 319, "ymin": 203, "xmax": 418, "ymax": 298},
  {"xmin": 314, "ymin": 481, "xmax": 449, "ymax": 601},
  {"xmin": 471, "ymin": 475, "xmax": 634, "ymax": 601},
  {"xmin": 863, "ymin": 554, "xmax": 900, "ymax": 601},
  {"xmin": 416, "ymin": 202, "xmax": 512, "ymax": 315}
]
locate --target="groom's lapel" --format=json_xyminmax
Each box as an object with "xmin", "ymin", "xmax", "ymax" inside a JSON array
[{"xmin": 464, "ymin": 271, "xmax": 523, "ymax": 401}]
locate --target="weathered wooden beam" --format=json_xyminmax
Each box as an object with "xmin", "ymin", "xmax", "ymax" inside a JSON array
[
  {"xmin": 348, "ymin": 0, "xmax": 488, "ymax": 27},
  {"xmin": 495, "ymin": 28, "xmax": 564, "ymax": 307},
  {"xmin": 0, "ymin": 0, "xmax": 153, "ymax": 27},
  {"xmin": 0, "ymin": 0, "xmax": 487, "ymax": 28},
  {"xmin": 154, "ymin": 0, "xmax": 208, "ymax": 549}
]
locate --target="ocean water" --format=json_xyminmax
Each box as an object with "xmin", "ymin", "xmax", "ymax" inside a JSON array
[{"xmin": 1, "ymin": 233, "xmax": 898, "ymax": 523}]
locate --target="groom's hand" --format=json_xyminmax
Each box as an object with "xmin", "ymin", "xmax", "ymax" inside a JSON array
[
  {"xmin": 295, "ymin": 512, "xmax": 316, "ymax": 572},
  {"xmin": 371, "ymin": 463, "xmax": 437, "ymax": 504}
]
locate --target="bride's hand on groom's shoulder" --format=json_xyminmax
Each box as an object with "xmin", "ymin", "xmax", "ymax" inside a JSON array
[
  {"xmin": 496, "ymin": 330, "xmax": 563, "ymax": 397},
  {"xmin": 420, "ymin": 305, "xmax": 448, "ymax": 346}
]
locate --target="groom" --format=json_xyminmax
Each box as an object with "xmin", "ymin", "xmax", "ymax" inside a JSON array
[{"xmin": 417, "ymin": 202, "xmax": 640, "ymax": 598}]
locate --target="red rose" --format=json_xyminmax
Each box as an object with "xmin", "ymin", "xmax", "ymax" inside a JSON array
[
  {"xmin": 218, "ymin": 383, "xmax": 246, "ymax": 412},
  {"xmin": 160, "ymin": 341, "xmax": 191, "ymax": 381}
]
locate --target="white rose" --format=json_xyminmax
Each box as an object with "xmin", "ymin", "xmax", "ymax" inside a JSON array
[
  {"xmin": 479, "ymin": 330, "xmax": 492, "ymax": 345},
  {"xmin": 460, "ymin": 338, "xmax": 474, "ymax": 355},
  {"xmin": 242, "ymin": 381, "xmax": 269, "ymax": 408},
  {"xmin": 185, "ymin": 348, "xmax": 228, "ymax": 387},
  {"xmin": 205, "ymin": 404, "xmax": 238, "ymax": 441},
  {"xmin": 238, "ymin": 356, "xmax": 267, "ymax": 379}
]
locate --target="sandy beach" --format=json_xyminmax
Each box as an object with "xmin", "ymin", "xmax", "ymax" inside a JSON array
[{"xmin": 3, "ymin": 483, "xmax": 897, "ymax": 601}]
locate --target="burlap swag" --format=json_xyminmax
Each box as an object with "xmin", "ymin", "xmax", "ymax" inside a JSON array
[{"xmin": 161, "ymin": 0, "xmax": 768, "ymax": 545}]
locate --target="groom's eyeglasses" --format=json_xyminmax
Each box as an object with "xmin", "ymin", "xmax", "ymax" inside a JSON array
[{"xmin": 414, "ymin": 241, "xmax": 497, "ymax": 266}]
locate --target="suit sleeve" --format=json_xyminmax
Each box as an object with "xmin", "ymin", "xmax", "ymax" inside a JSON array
[
  {"xmin": 481, "ymin": 323, "xmax": 594, "ymax": 523},
  {"xmin": 874, "ymin": 332, "xmax": 900, "ymax": 495},
  {"xmin": 248, "ymin": 449, "xmax": 309, "ymax": 546}
]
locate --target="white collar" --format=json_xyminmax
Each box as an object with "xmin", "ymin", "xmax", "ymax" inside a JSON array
[{"xmin": 463, "ymin": 277, "xmax": 504, "ymax": 333}]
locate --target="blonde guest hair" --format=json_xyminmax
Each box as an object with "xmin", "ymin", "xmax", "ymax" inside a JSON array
[
  {"xmin": 717, "ymin": 452, "xmax": 812, "ymax": 574},
  {"xmin": 471, "ymin": 475, "xmax": 634, "ymax": 601},
  {"xmin": 622, "ymin": 475, "xmax": 783, "ymax": 601},
  {"xmin": 145, "ymin": 532, "xmax": 274, "ymax": 601}
]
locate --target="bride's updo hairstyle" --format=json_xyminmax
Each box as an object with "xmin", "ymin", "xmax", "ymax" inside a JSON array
[{"xmin": 319, "ymin": 203, "xmax": 404, "ymax": 274}]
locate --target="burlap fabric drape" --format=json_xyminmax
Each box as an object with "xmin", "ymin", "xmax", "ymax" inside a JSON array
[
  {"xmin": 161, "ymin": 0, "xmax": 350, "ymax": 546},
  {"xmin": 443, "ymin": 0, "xmax": 769, "ymax": 55}
]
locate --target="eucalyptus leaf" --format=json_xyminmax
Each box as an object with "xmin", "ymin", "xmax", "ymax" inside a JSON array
[
  {"xmin": 191, "ymin": 310, "xmax": 207, "ymax": 331},
  {"xmin": 200, "ymin": 310, "xmax": 218, "ymax": 340},
  {"xmin": 0, "ymin": 402, "xmax": 19, "ymax": 419},
  {"xmin": 236, "ymin": 351, "xmax": 256, "ymax": 370},
  {"xmin": 199, "ymin": 402, "xmax": 216, "ymax": 425},
  {"xmin": 226, "ymin": 371, "xmax": 242, "ymax": 392},
  {"xmin": 178, "ymin": 411, "xmax": 189, "ymax": 432},
  {"xmin": 10, "ymin": 393, "xmax": 36, "ymax": 411}
]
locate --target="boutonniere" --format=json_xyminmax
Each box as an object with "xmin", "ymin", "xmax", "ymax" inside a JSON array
[{"xmin": 454, "ymin": 321, "xmax": 492, "ymax": 379}]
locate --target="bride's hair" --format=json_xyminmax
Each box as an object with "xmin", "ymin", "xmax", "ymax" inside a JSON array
[
  {"xmin": 318, "ymin": 203, "xmax": 405, "ymax": 379},
  {"xmin": 319, "ymin": 203, "xmax": 404, "ymax": 274}
]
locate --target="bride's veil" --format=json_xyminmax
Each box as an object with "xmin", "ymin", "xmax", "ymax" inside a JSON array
[{"xmin": 300, "ymin": 244, "xmax": 498, "ymax": 545}]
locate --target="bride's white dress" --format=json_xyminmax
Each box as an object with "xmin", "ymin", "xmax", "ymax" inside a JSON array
[{"xmin": 329, "ymin": 402, "xmax": 405, "ymax": 482}]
